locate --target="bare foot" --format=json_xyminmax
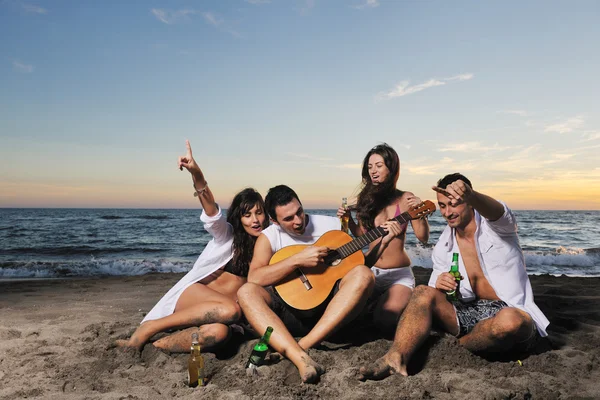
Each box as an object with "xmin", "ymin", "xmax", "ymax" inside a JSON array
[
  {"xmin": 114, "ymin": 322, "xmax": 156, "ymax": 351},
  {"xmin": 358, "ymin": 351, "xmax": 406, "ymax": 381},
  {"xmin": 297, "ymin": 354, "xmax": 325, "ymax": 384}
]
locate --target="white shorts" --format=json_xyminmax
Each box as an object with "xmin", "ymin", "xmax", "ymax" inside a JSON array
[{"xmin": 371, "ymin": 266, "xmax": 415, "ymax": 294}]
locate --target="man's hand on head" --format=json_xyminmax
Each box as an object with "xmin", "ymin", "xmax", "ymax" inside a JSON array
[{"xmin": 432, "ymin": 180, "xmax": 473, "ymax": 206}]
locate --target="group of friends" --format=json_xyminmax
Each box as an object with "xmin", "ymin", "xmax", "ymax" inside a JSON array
[{"xmin": 116, "ymin": 140, "xmax": 550, "ymax": 384}]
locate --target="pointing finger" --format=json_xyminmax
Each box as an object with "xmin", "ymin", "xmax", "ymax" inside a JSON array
[{"xmin": 186, "ymin": 139, "xmax": 193, "ymax": 157}]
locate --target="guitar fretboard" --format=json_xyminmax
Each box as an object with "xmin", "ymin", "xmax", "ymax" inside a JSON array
[{"xmin": 336, "ymin": 212, "xmax": 412, "ymax": 258}]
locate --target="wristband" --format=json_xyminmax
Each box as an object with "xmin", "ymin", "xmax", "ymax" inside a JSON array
[{"xmin": 193, "ymin": 182, "xmax": 208, "ymax": 197}]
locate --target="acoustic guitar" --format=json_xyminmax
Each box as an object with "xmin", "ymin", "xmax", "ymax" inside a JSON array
[{"xmin": 271, "ymin": 200, "xmax": 436, "ymax": 311}]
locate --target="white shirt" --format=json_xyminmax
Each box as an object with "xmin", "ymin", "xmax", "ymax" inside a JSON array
[
  {"xmin": 261, "ymin": 214, "xmax": 341, "ymax": 252},
  {"xmin": 428, "ymin": 202, "xmax": 550, "ymax": 337},
  {"xmin": 142, "ymin": 206, "xmax": 233, "ymax": 323}
]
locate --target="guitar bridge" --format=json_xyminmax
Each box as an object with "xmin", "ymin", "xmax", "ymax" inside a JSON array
[{"xmin": 295, "ymin": 269, "xmax": 312, "ymax": 291}]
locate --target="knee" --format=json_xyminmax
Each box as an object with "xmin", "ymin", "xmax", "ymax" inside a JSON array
[
  {"xmin": 199, "ymin": 323, "xmax": 231, "ymax": 345},
  {"xmin": 236, "ymin": 282, "xmax": 263, "ymax": 306},
  {"xmin": 490, "ymin": 308, "xmax": 529, "ymax": 340},
  {"xmin": 221, "ymin": 300, "xmax": 242, "ymax": 324},
  {"xmin": 412, "ymin": 285, "xmax": 437, "ymax": 303},
  {"xmin": 348, "ymin": 265, "xmax": 375, "ymax": 289}
]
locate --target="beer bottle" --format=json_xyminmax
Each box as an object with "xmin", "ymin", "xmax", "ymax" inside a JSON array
[
  {"xmin": 187, "ymin": 332, "xmax": 205, "ymax": 387},
  {"xmin": 446, "ymin": 253, "xmax": 461, "ymax": 302},
  {"xmin": 340, "ymin": 197, "xmax": 349, "ymax": 233},
  {"xmin": 246, "ymin": 326, "xmax": 273, "ymax": 369}
]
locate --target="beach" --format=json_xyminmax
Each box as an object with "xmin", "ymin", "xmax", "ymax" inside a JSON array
[{"xmin": 1, "ymin": 267, "xmax": 599, "ymax": 400}]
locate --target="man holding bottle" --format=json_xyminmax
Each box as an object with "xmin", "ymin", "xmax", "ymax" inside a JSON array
[{"xmin": 359, "ymin": 173, "xmax": 549, "ymax": 380}]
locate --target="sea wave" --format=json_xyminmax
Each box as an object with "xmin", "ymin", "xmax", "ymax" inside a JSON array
[
  {"xmin": 99, "ymin": 215, "xmax": 171, "ymax": 220},
  {"xmin": 405, "ymin": 247, "xmax": 600, "ymax": 277},
  {"xmin": 1, "ymin": 246, "xmax": 598, "ymax": 279},
  {"xmin": 2, "ymin": 246, "xmax": 165, "ymax": 256},
  {"xmin": 0, "ymin": 259, "xmax": 192, "ymax": 278}
]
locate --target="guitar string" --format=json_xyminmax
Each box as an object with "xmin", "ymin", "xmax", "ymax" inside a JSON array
[{"xmin": 336, "ymin": 211, "xmax": 418, "ymax": 257}]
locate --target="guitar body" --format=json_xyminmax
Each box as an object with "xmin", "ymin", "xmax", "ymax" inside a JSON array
[
  {"xmin": 272, "ymin": 230, "xmax": 365, "ymax": 311},
  {"xmin": 270, "ymin": 200, "xmax": 436, "ymax": 312}
]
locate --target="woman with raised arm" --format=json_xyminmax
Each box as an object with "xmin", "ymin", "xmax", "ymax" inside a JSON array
[
  {"xmin": 117, "ymin": 140, "xmax": 269, "ymax": 352},
  {"xmin": 337, "ymin": 143, "xmax": 430, "ymax": 334}
]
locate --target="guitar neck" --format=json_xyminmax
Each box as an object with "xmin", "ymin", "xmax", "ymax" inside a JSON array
[{"xmin": 337, "ymin": 212, "xmax": 412, "ymax": 257}]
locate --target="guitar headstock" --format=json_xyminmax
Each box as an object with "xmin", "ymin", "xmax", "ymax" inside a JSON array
[{"xmin": 407, "ymin": 200, "xmax": 436, "ymax": 219}]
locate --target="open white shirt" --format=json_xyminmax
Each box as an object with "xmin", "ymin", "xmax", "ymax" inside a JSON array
[
  {"xmin": 428, "ymin": 202, "xmax": 549, "ymax": 337},
  {"xmin": 142, "ymin": 206, "xmax": 233, "ymax": 323}
]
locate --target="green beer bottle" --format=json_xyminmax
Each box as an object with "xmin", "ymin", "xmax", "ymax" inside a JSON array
[
  {"xmin": 246, "ymin": 326, "xmax": 273, "ymax": 369},
  {"xmin": 446, "ymin": 253, "xmax": 461, "ymax": 302}
]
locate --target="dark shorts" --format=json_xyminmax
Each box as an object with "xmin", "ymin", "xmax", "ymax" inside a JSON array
[
  {"xmin": 453, "ymin": 300, "xmax": 539, "ymax": 351},
  {"xmin": 453, "ymin": 299, "xmax": 509, "ymax": 337},
  {"xmin": 265, "ymin": 283, "xmax": 340, "ymax": 337}
]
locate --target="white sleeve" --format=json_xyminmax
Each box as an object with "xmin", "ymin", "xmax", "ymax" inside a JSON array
[
  {"xmin": 200, "ymin": 206, "xmax": 233, "ymax": 244},
  {"xmin": 486, "ymin": 201, "xmax": 518, "ymax": 236}
]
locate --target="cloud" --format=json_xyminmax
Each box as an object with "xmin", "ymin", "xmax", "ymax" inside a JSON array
[
  {"xmin": 406, "ymin": 165, "xmax": 438, "ymax": 175},
  {"xmin": 352, "ymin": 0, "xmax": 380, "ymax": 9},
  {"xmin": 151, "ymin": 8, "xmax": 196, "ymax": 24},
  {"xmin": 151, "ymin": 8, "xmax": 241, "ymax": 37},
  {"xmin": 245, "ymin": 0, "xmax": 271, "ymax": 4},
  {"xmin": 498, "ymin": 110, "xmax": 529, "ymax": 117},
  {"xmin": 378, "ymin": 73, "xmax": 473, "ymax": 100},
  {"xmin": 437, "ymin": 142, "xmax": 512, "ymax": 153},
  {"xmin": 405, "ymin": 157, "xmax": 475, "ymax": 176},
  {"xmin": 445, "ymin": 73, "xmax": 474, "ymax": 81},
  {"xmin": 540, "ymin": 153, "xmax": 575, "ymax": 165},
  {"xmin": 21, "ymin": 3, "xmax": 47, "ymax": 14},
  {"xmin": 580, "ymin": 131, "xmax": 600, "ymax": 142},
  {"xmin": 12, "ymin": 60, "xmax": 34, "ymax": 73},
  {"xmin": 297, "ymin": 0, "xmax": 316, "ymax": 15},
  {"xmin": 335, "ymin": 163, "xmax": 362, "ymax": 169},
  {"xmin": 286, "ymin": 153, "xmax": 333, "ymax": 162},
  {"xmin": 202, "ymin": 12, "xmax": 222, "ymax": 27},
  {"xmin": 544, "ymin": 116, "xmax": 584, "ymax": 134}
]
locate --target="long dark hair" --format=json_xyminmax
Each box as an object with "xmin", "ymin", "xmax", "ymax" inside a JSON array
[
  {"xmin": 356, "ymin": 143, "xmax": 404, "ymax": 230},
  {"xmin": 226, "ymin": 188, "xmax": 269, "ymax": 277}
]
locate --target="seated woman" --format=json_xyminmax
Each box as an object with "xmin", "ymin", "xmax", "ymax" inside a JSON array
[
  {"xmin": 117, "ymin": 140, "xmax": 269, "ymax": 352},
  {"xmin": 337, "ymin": 143, "xmax": 429, "ymax": 334}
]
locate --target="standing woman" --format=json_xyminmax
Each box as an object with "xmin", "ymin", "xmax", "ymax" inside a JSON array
[
  {"xmin": 337, "ymin": 143, "xmax": 429, "ymax": 334},
  {"xmin": 117, "ymin": 140, "xmax": 269, "ymax": 352}
]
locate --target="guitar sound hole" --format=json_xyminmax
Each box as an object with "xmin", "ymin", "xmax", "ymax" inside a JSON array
[{"xmin": 325, "ymin": 250, "xmax": 341, "ymax": 266}]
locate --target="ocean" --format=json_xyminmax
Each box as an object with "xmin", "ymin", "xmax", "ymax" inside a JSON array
[{"xmin": 1, "ymin": 208, "xmax": 599, "ymax": 278}]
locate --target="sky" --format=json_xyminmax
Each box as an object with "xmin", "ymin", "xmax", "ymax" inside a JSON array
[{"xmin": 1, "ymin": 0, "xmax": 599, "ymax": 210}]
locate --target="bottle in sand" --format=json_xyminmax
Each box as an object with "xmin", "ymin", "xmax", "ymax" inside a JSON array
[
  {"xmin": 246, "ymin": 326, "xmax": 273, "ymax": 369},
  {"xmin": 446, "ymin": 253, "xmax": 461, "ymax": 302},
  {"xmin": 340, "ymin": 197, "xmax": 349, "ymax": 233},
  {"xmin": 187, "ymin": 332, "xmax": 205, "ymax": 387}
]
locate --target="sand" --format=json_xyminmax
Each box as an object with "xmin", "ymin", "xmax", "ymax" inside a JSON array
[{"xmin": 1, "ymin": 267, "xmax": 599, "ymax": 399}]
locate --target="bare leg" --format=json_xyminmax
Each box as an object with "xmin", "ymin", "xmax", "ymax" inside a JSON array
[
  {"xmin": 298, "ymin": 265, "xmax": 374, "ymax": 350},
  {"xmin": 116, "ymin": 283, "xmax": 241, "ymax": 351},
  {"xmin": 372, "ymin": 284, "xmax": 413, "ymax": 336},
  {"xmin": 152, "ymin": 323, "xmax": 231, "ymax": 353},
  {"xmin": 237, "ymin": 283, "xmax": 325, "ymax": 384},
  {"xmin": 459, "ymin": 307, "xmax": 534, "ymax": 353},
  {"xmin": 359, "ymin": 285, "xmax": 457, "ymax": 380}
]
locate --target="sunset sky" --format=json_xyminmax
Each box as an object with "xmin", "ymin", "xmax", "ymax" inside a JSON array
[{"xmin": 1, "ymin": 0, "xmax": 599, "ymax": 210}]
